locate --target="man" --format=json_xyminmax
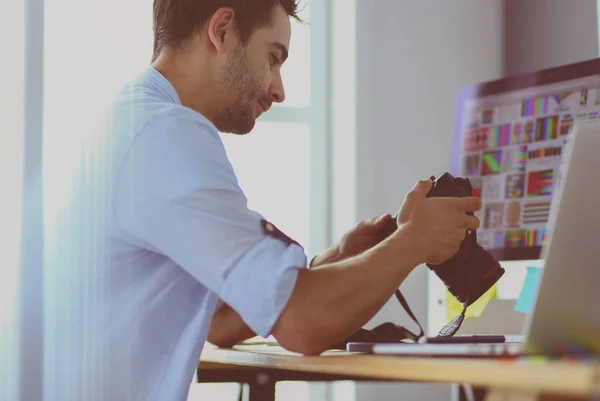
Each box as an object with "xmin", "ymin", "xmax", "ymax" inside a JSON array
[{"xmin": 57, "ymin": 0, "xmax": 481, "ymax": 400}]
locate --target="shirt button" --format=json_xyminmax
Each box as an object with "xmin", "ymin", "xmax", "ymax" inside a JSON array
[{"xmin": 265, "ymin": 223, "xmax": 274, "ymax": 232}]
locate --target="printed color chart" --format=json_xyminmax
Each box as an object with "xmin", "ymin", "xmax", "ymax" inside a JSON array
[{"xmin": 460, "ymin": 82, "xmax": 600, "ymax": 254}]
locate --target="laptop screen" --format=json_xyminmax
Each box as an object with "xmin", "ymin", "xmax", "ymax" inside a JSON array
[{"xmin": 452, "ymin": 59, "xmax": 600, "ymax": 261}]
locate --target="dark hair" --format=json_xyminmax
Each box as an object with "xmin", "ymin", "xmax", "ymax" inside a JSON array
[{"xmin": 152, "ymin": 0, "xmax": 302, "ymax": 62}]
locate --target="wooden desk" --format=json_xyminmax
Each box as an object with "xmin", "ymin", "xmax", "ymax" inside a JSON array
[{"xmin": 198, "ymin": 343, "xmax": 600, "ymax": 401}]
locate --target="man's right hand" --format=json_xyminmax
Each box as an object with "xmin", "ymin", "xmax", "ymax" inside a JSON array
[
  {"xmin": 271, "ymin": 178, "xmax": 482, "ymax": 355},
  {"xmin": 394, "ymin": 178, "xmax": 482, "ymax": 265}
]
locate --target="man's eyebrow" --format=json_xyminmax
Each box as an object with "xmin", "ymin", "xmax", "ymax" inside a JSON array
[{"xmin": 271, "ymin": 42, "xmax": 289, "ymax": 63}]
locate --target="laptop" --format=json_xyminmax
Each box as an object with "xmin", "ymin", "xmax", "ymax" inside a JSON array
[{"xmin": 350, "ymin": 120, "xmax": 600, "ymax": 358}]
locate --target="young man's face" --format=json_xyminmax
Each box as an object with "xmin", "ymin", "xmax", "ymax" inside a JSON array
[{"xmin": 215, "ymin": 4, "xmax": 291, "ymax": 134}]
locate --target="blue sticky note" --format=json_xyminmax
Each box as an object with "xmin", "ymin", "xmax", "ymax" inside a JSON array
[{"xmin": 514, "ymin": 266, "xmax": 543, "ymax": 313}]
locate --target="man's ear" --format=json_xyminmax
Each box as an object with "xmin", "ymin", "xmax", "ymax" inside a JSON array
[{"xmin": 206, "ymin": 7, "xmax": 238, "ymax": 53}]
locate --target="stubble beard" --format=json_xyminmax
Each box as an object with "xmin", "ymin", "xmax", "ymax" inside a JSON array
[{"xmin": 215, "ymin": 45, "xmax": 262, "ymax": 135}]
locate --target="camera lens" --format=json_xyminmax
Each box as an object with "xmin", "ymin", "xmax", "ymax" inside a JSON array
[{"xmin": 428, "ymin": 238, "xmax": 505, "ymax": 306}]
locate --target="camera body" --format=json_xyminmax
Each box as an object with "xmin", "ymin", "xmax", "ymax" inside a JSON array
[
  {"xmin": 426, "ymin": 173, "xmax": 505, "ymax": 306},
  {"xmin": 332, "ymin": 173, "xmax": 506, "ymax": 347}
]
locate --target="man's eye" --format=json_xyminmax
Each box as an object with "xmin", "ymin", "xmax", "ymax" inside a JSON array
[{"xmin": 270, "ymin": 53, "xmax": 279, "ymax": 66}]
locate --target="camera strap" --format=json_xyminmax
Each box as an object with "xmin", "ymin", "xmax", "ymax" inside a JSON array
[
  {"xmin": 331, "ymin": 289, "xmax": 425, "ymax": 349},
  {"xmin": 331, "ymin": 288, "xmax": 474, "ymax": 349},
  {"xmin": 392, "ymin": 288, "xmax": 470, "ymax": 339},
  {"xmin": 392, "ymin": 289, "xmax": 424, "ymax": 342}
]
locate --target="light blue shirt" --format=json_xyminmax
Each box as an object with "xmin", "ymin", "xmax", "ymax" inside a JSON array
[{"xmin": 49, "ymin": 68, "xmax": 306, "ymax": 401}]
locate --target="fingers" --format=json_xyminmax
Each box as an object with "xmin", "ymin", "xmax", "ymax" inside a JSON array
[
  {"xmin": 355, "ymin": 214, "xmax": 392, "ymax": 233},
  {"xmin": 374, "ymin": 213, "xmax": 392, "ymax": 227},
  {"xmin": 456, "ymin": 196, "xmax": 482, "ymax": 213},
  {"xmin": 398, "ymin": 179, "xmax": 434, "ymax": 223},
  {"xmin": 411, "ymin": 178, "xmax": 434, "ymax": 197},
  {"xmin": 462, "ymin": 215, "xmax": 480, "ymax": 230}
]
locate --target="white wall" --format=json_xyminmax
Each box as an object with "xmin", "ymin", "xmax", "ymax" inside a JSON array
[
  {"xmin": 352, "ymin": 1, "xmax": 504, "ymax": 400},
  {"xmin": 488, "ymin": 0, "xmax": 600, "ymax": 305},
  {"xmin": 504, "ymin": 0, "xmax": 598, "ymax": 75}
]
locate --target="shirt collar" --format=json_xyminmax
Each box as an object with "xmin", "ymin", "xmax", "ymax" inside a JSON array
[{"xmin": 145, "ymin": 67, "xmax": 182, "ymax": 105}]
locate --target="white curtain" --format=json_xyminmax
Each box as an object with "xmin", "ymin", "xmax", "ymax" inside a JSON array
[
  {"xmin": 4, "ymin": 0, "xmax": 320, "ymax": 399},
  {"xmin": 42, "ymin": 1, "xmax": 153, "ymax": 400},
  {"xmin": 0, "ymin": 0, "xmax": 153, "ymax": 399},
  {"xmin": 0, "ymin": 0, "xmax": 25, "ymax": 399}
]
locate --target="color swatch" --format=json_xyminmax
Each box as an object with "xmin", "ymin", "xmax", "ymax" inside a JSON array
[
  {"xmin": 510, "ymin": 122, "xmax": 522, "ymax": 144},
  {"xmin": 484, "ymin": 203, "xmax": 504, "ymax": 229},
  {"xmin": 470, "ymin": 177, "xmax": 482, "ymax": 199},
  {"xmin": 477, "ymin": 232, "xmax": 493, "ymax": 249},
  {"xmin": 505, "ymin": 201, "xmax": 522, "ymax": 227},
  {"xmin": 522, "ymin": 96, "xmax": 549, "ymax": 117},
  {"xmin": 559, "ymin": 114, "xmax": 574, "ymax": 136},
  {"xmin": 523, "ymin": 121, "xmax": 535, "ymax": 142},
  {"xmin": 464, "ymin": 128, "xmax": 489, "ymax": 152},
  {"xmin": 535, "ymin": 116, "xmax": 559, "ymax": 141},
  {"xmin": 498, "ymin": 103, "xmax": 521, "ymax": 122},
  {"xmin": 463, "ymin": 154, "xmax": 480, "ymax": 176},
  {"xmin": 580, "ymin": 89, "xmax": 588, "ymax": 106},
  {"xmin": 481, "ymin": 150, "xmax": 502, "ymax": 175},
  {"xmin": 526, "ymin": 229, "xmax": 548, "ymax": 246},
  {"xmin": 527, "ymin": 170, "xmax": 554, "ymax": 197},
  {"xmin": 560, "ymin": 123, "xmax": 572, "ymax": 136},
  {"xmin": 493, "ymin": 231, "xmax": 505, "ymax": 248},
  {"xmin": 488, "ymin": 124, "xmax": 511, "ymax": 147},
  {"xmin": 523, "ymin": 201, "xmax": 551, "ymax": 224},
  {"xmin": 527, "ymin": 146, "xmax": 561, "ymax": 161},
  {"xmin": 504, "ymin": 229, "xmax": 528, "ymax": 248},
  {"xmin": 482, "ymin": 107, "xmax": 494, "ymax": 124},
  {"xmin": 504, "ymin": 145, "xmax": 527, "ymax": 171},
  {"xmin": 482, "ymin": 175, "xmax": 503, "ymax": 200},
  {"xmin": 505, "ymin": 173, "xmax": 525, "ymax": 198},
  {"xmin": 552, "ymin": 91, "xmax": 572, "ymax": 105}
]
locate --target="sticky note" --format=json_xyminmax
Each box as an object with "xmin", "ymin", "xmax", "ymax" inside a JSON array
[
  {"xmin": 446, "ymin": 284, "xmax": 497, "ymax": 321},
  {"xmin": 514, "ymin": 266, "xmax": 543, "ymax": 314}
]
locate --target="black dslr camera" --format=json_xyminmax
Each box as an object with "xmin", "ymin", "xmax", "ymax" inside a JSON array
[
  {"xmin": 332, "ymin": 173, "xmax": 505, "ymax": 347},
  {"xmin": 425, "ymin": 173, "xmax": 504, "ymax": 306}
]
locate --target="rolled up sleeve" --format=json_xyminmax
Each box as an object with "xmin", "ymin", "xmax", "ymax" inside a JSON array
[
  {"xmin": 114, "ymin": 115, "xmax": 307, "ymax": 336},
  {"xmin": 220, "ymin": 236, "xmax": 305, "ymax": 336}
]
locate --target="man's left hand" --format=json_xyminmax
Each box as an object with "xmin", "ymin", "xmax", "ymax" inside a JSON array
[{"xmin": 310, "ymin": 214, "xmax": 396, "ymax": 267}]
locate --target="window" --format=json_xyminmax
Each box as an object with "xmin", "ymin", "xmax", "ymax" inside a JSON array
[
  {"xmin": 221, "ymin": 122, "xmax": 312, "ymax": 249},
  {"xmin": 222, "ymin": 0, "xmax": 330, "ymax": 260}
]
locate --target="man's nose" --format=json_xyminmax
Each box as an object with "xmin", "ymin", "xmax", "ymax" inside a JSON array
[{"xmin": 269, "ymin": 74, "xmax": 286, "ymax": 103}]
